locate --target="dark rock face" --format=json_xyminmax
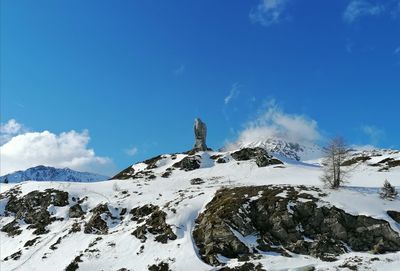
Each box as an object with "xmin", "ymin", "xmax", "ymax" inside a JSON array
[
  {"xmin": 111, "ymin": 165, "xmax": 155, "ymax": 180},
  {"xmin": 161, "ymin": 168, "xmax": 173, "ymax": 178},
  {"xmin": 131, "ymin": 204, "xmax": 177, "ymax": 244},
  {"xmin": 1, "ymin": 189, "xmax": 69, "ymax": 236},
  {"xmin": 148, "ymin": 262, "xmax": 171, "ymax": 271},
  {"xmin": 193, "ymin": 185, "xmax": 400, "ymax": 266},
  {"xmin": 110, "ymin": 165, "xmax": 135, "ymax": 180},
  {"xmin": 3, "ymin": 250, "xmax": 22, "ymax": 261},
  {"xmin": 231, "ymin": 148, "xmax": 283, "ymax": 167},
  {"xmin": 172, "ymin": 156, "xmax": 201, "ymax": 171},
  {"xmin": 190, "ymin": 178, "xmax": 205, "ymax": 185},
  {"xmin": 372, "ymin": 158, "xmax": 400, "ymax": 171},
  {"xmin": 342, "ymin": 156, "xmax": 371, "ymax": 166},
  {"xmin": 24, "ymin": 237, "xmax": 40, "ymax": 247},
  {"xmin": 387, "ymin": 210, "xmax": 400, "ymax": 223},
  {"xmin": 69, "ymin": 204, "xmax": 85, "ymax": 218},
  {"xmin": 65, "ymin": 255, "xmax": 82, "ymax": 271},
  {"xmin": 84, "ymin": 204, "xmax": 116, "ymax": 235},
  {"xmin": 143, "ymin": 155, "xmax": 164, "ymax": 169},
  {"xmin": 1, "ymin": 220, "xmax": 22, "ymax": 236}
]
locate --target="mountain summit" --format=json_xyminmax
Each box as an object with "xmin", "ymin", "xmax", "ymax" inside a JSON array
[{"xmin": 225, "ymin": 137, "xmax": 323, "ymax": 161}]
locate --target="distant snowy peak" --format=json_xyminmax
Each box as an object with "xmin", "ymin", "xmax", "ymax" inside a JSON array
[
  {"xmin": 231, "ymin": 138, "xmax": 323, "ymax": 161},
  {"xmin": 349, "ymin": 148, "xmax": 400, "ymax": 157},
  {"xmin": 0, "ymin": 165, "xmax": 109, "ymax": 183}
]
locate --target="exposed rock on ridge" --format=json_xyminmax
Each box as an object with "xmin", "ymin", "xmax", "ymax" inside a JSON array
[{"xmin": 193, "ymin": 185, "xmax": 400, "ymax": 266}]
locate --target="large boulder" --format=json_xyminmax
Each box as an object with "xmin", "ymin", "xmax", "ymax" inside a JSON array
[{"xmin": 172, "ymin": 156, "xmax": 201, "ymax": 171}]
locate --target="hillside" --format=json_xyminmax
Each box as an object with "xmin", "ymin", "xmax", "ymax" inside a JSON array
[{"xmin": 1, "ymin": 143, "xmax": 400, "ymax": 271}]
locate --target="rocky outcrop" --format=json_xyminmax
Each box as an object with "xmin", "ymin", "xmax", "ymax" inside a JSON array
[
  {"xmin": 110, "ymin": 165, "xmax": 135, "ymax": 180},
  {"xmin": 193, "ymin": 185, "xmax": 400, "ymax": 266},
  {"xmin": 387, "ymin": 210, "xmax": 400, "ymax": 223},
  {"xmin": 231, "ymin": 148, "xmax": 283, "ymax": 167},
  {"xmin": 172, "ymin": 156, "xmax": 201, "ymax": 171},
  {"xmin": 131, "ymin": 204, "xmax": 177, "ymax": 244},
  {"xmin": 84, "ymin": 205, "xmax": 110, "ymax": 235},
  {"xmin": 341, "ymin": 156, "xmax": 371, "ymax": 166},
  {"xmin": 1, "ymin": 189, "xmax": 69, "ymax": 235},
  {"xmin": 69, "ymin": 204, "xmax": 85, "ymax": 218},
  {"xmin": 148, "ymin": 262, "xmax": 171, "ymax": 271},
  {"xmin": 143, "ymin": 155, "xmax": 164, "ymax": 169},
  {"xmin": 190, "ymin": 178, "xmax": 204, "ymax": 185},
  {"xmin": 372, "ymin": 158, "xmax": 400, "ymax": 171},
  {"xmin": 84, "ymin": 203, "xmax": 121, "ymax": 235}
]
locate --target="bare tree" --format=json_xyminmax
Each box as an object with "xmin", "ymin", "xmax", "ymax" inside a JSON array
[{"xmin": 320, "ymin": 137, "xmax": 349, "ymax": 189}]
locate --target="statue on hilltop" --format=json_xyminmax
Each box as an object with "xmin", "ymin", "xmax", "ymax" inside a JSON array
[{"xmin": 194, "ymin": 118, "xmax": 208, "ymax": 151}]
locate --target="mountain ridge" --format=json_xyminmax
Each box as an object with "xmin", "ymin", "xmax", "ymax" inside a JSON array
[{"xmin": 0, "ymin": 165, "xmax": 109, "ymax": 183}]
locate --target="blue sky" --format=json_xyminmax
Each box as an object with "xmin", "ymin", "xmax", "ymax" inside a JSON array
[{"xmin": 1, "ymin": 0, "xmax": 399, "ymax": 175}]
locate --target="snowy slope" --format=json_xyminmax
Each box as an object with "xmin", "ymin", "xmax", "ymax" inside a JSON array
[
  {"xmin": 1, "ymin": 147, "xmax": 400, "ymax": 271},
  {"xmin": 0, "ymin": 165, "xmax": 109, "ymax": 183}
]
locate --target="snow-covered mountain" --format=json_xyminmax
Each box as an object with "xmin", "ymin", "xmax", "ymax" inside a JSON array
[
  {"xmin": 225, "ymin": 138, "xmax": 323, "ymax": 161},
  {"xmin": 1, "ymin": 144, "xmax": 400, "ymax": 271},
  {"xmin": 0, "ymin": 165, "xmax": 109, "ymax": 183}
]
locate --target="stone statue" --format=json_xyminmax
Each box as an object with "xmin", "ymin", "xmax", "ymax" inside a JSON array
[{"xmin": 194, "ymin": 118, "xmax": 208, "ymax": 151}]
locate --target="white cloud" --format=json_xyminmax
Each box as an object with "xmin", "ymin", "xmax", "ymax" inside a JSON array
[
  {"xmin": 226, "ymin": 100, "xmax": 321, "ymax": 149},
  {"xmin": 125, "ymin": 146, "xmax": 138, "ymax": 156},
  {"xmin": 173, "ymin": 64, "xmax": 185, "ymax": 76},
  {"xmin": 224, "ymin": 83, "xmax": 241, "ymax": 105},
  {"xmin": 0, "ymin": 120, "xmax": 114, "ymax": 176},
  {"xmin": 343, "ymin": 0, "xmax": 384, "ymax": 23},
  {"xmin": 361, "ymin": 125, "xmax": 385, "ymax": 145},
  {"xmin": 249, "ymin": 0, "xmax": 289, "ymax": 26},
  {"xmin": 0, "ymin": 119, "xmax": 24, "ymax": 145}
]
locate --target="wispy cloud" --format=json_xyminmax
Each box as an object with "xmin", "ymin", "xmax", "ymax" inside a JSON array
[
  {"xmin": 0, "ymin": 119, "xmax": 25, "ymax": 145},
  {"xmin": 224, "ymin": 83, "xmax": 241, "ymax": 105},
  {"xmin": 343, "ymin": 0, "xmax": 384, "ymax": 23},
  {"xmin": 125, "ymin": 146, "xmax": 138, "ymax": 156},
  {"xmin": 173, "ymin": 64, "xmax": 185, "ymax": 76},
  {"xmin": 0, "ymin": 119, "xmax": 114, "ymax": 176},
  {"xmin": 249, "ymin": 0, "xmax": 289, "ymax": 27},
  {"xmin": 361, "ymin": 125, "xmax": 385, "ymax": 146},
  {"xmin": 225, "ymin": 100, "xmax": 321, "ymax": 149}
]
